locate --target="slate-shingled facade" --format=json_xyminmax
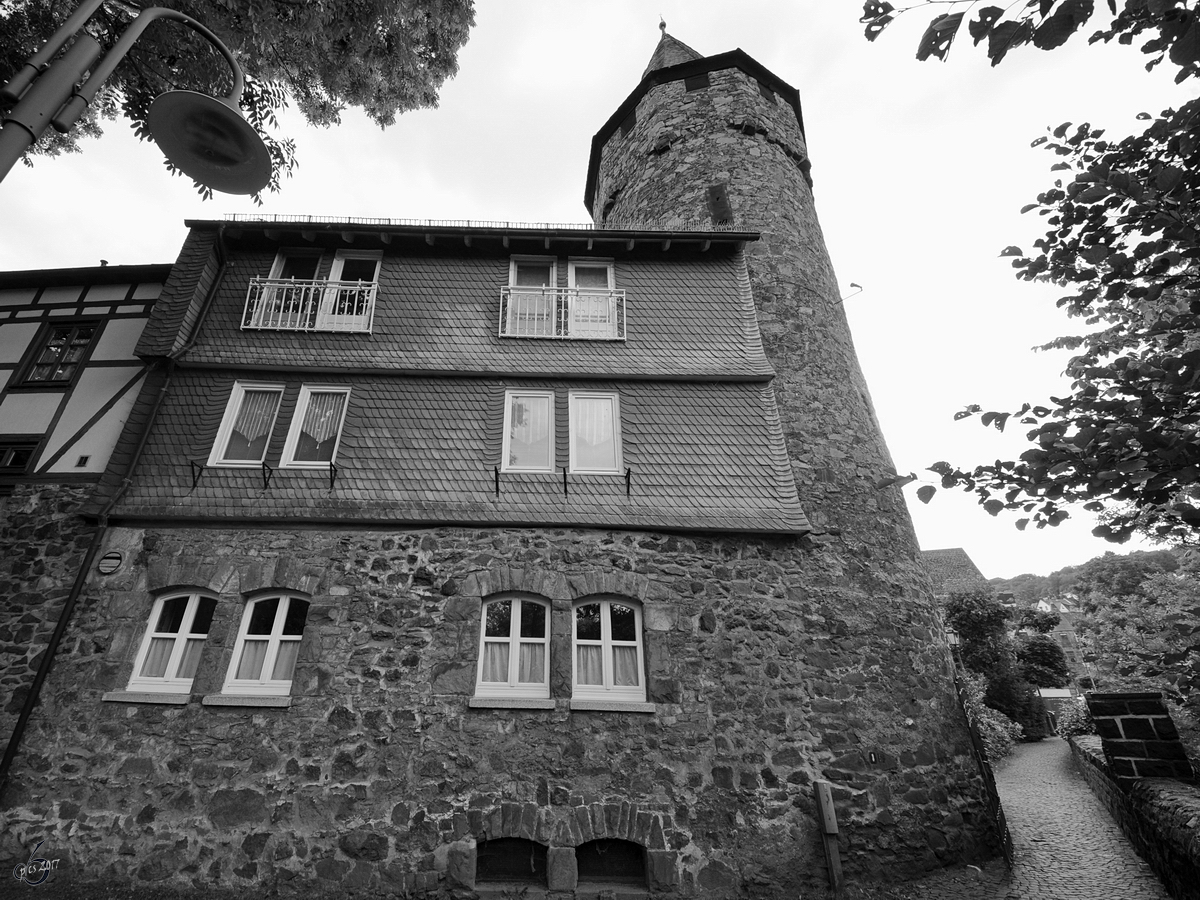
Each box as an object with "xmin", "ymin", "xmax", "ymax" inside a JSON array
[{"xmin": 0, "ymin": 31, "xmax": 998, "ymax": 899}]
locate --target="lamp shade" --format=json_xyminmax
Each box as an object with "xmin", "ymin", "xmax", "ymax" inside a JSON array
[{"xmin": 147, "ymin": 90, "xmax": 272, "ymax": 195}]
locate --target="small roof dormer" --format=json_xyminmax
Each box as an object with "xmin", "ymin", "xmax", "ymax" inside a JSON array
[{"xmin": 642, "ymin": 22, "xmax": 704, "ymax": 79}]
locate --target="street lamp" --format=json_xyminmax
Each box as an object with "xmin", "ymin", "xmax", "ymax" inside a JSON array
[{"xmin": 0, "ymin": 0, "xmax": 272, "ymax": 194}]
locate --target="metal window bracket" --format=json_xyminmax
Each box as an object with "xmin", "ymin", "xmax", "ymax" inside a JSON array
[
  {"xmin": 562, "ymin": 467, "xmax": 569, "ymax": 497},
  {"xmin": 494, "ymin": 466, "xmax": 500, "ymax": 498},
  {"xmin": 189, "ymin": 459, "xmax": 205, "ymax": 491},
  {"xmin": 328, "ymin": 461, "xmax": 338, "ymax": 491},
  {"xmin": 625, "ymin": 467, "xmax": 632, "ymax": 497},
  {"xmin": 261, "ymin": 461, "xmax": 274, "ymax": 492}
]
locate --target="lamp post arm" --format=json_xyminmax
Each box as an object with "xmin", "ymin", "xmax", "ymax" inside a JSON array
[
  {"xmin": 0, "ymin": 0, "xmax": 106, "ymax": 104},
  {"xmin": 72, "ymin": 7, "xmax": 247, "ymax": 109}
]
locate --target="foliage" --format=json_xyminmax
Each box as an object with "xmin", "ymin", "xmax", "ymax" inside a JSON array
[
  {"xmin": 1055, "ymin": 694, "xmax": 1095, "ymax": 737},
  {"xmin": 0, "ymin": 1, "xmax": 475, "ymax": 196},
  {"xmin": 960, "ymin": 671, "xmax": 1025, "ymax": 761},
  {"xmin": 944, "ymin": 588, "xmax": 1050, "ymax": 739},
  {"xmin": 1016, "ymin": 633, "xmax": 1072, "ymax": 686},
  {"xmin": 861, "ymin": 1, "xmax": 1200, "ymax": 543},
  {"xmin": 1016, "ymin": 608, "xmax": 1061, "ymax": 632}
]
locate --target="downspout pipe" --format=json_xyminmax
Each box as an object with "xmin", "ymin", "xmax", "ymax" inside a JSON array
[{"xmin": 0, "ymin": 225, "xmax": 227, "ymax": 795}]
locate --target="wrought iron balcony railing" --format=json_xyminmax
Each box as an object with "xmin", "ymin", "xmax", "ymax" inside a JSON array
[
  {"xmin": 499, "ymin": 287, "xmax": 626, "ymax": 340},
  {"xmin": 242, "ymin": 278, "xmax": 378, "ymax": 333}
]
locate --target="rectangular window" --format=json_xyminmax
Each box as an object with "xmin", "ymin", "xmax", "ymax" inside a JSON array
[
  {"xmin": 475, "ymin": 596, "xmax": 551, "ymax": 700},
  {"xmin": 684, "ymin": 72, "xmax": 710, "ymax": 91},
  {"xmin": 128, "ymin": 593, "xmax": 218, "ymax": 693},
  {"xmin": 0, "ymin": 441, "xmax": 38, "ymax": 474},
  {"xmin": 19, "ymin": 322, "xmax": 97, "ymax": 386},
  {"xmin": 243, "ymin": 249, "xmax": 379, "ymax": 333},
  {"xmin": 209, "ymin": 382, "xmax": 284, "ymax": 466},
  {"xmin": 567, "ymin": 260, "xmax": 618, "ymax": 339},
  {"xmin": 223, "ymin": 594, "xmax": 309, "ymax": 697},
  {"xmin": 504, "ymin": 257, "xmax": 557, "ymax": 337},
  {"xmin": 502, "ymin": 390, "xmax": 555, "ymax": 472},
  {"xmin": 573, "ymin": 599, "xmax": 645, "ymax": 703},
  {"xmin": 569, "ymin": 392, "xmax": 621, "ymax": 473},
  {"xmin": 281, "ymin": 386, "xmax": 350, "ymax": 467}
]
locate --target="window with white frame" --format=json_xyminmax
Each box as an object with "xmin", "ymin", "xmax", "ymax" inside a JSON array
[
  {"xmin": 502, "ymin": 390, "xmax": 555, "ymax": 472},
  {"xmin": 504, "ymin": 257, "xmax": 557, "ymax": 336},
  {"xmin": 319, "ymin": 251, "xmax": 381, "ymax": 331},
  {"xmin": 281, "ymin": 386, "xmax": 350, "ymax": 467},
  {"xmin": 128, "ymin": 592, "xmax": 218, "ymax": 693},
  {"xmin": 209, "ymin": 381, "xmax": 284, "ymax": 466},
  {"xmin": 569, "ymin": 391, "xmax": 621, "ymax": 473},
  {"xmin": 567, "ymin": 259, "xmax": 618, "ymax": 339},
  {"xmin": 572, "ymin": 598, "xmax": 645, "ymax": 703},
  {"xmin": 475, "ymin": 595, "xmax": 551, "ymax": 699},
  {"xmin": 223, "ymin": 594, "xmax": 310, "ymax": 696}
]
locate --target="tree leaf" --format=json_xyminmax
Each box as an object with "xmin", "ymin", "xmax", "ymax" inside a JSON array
[
  {"xmin": 917, "ymin": 12, "xmax": 966, "ymax": 60},
  {"xmin": 917, "ymin": 485, "xmax": 937, "ymax": 504},
  {"xmin": 969, "ymin": 6, "xmax": 1005, "ymax": 45},
  {"xmin": 1169, "ymin": 14, "xmax": 1200, "ymax": 66}
]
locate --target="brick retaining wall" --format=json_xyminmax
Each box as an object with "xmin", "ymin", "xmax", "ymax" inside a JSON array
[{"xmin": 1070, "ymin": 736, "xmax": 1200, "ymax": 900}]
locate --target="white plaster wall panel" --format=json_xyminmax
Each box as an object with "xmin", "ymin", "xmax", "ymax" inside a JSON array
[
  {"xmin": 83, "ymin": 284, "xmax": 131, "ymax": 304},
  {"xmin": 92, "ymin": 318, "xmax": 148, "ymax": 360},
  {"xmin": 131, "ymin": 283, "xmax": 163, "ymax": 300},
  {"xmin": 0, "ymin": 322, "xmax": 40, "ymax": 362},
  {"xmin": 0, "ymin": 288, "xmax": 37, "ymax": 307},
  {"xmin": 38, "ymin": 366, "xmax": 140, "ymax": 462},
  {"xmin": 0, "ymin": 392, "xmax": 58, "ymax": 434},
  {"xmin": 38, "ymin": 286, "xmax": 83, "ymax": 305},
  {"xmin": 45, "ymin": 375, "xmax": 145, "ymax": 473}
]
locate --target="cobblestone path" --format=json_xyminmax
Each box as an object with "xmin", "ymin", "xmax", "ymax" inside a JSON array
[{"xmin": 895, "ymin": 738, "xmax": 1171, "ymax": 900}]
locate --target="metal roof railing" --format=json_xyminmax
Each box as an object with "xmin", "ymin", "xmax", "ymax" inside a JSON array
[{"xmin": 219, "ymin": 213, "xmax": 748, "ymax": 233}]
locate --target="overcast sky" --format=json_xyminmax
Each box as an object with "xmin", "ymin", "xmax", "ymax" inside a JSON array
[{"xmin": 0, "ymin": 1, "xmax": 1191, "ymax": 579}]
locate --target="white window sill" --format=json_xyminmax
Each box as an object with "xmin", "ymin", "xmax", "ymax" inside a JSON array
[
  {"xmin": 469, "ymin": 697, "xmax": 555, "ymax": 709},
  {"xmin": 102, "ymin": 691, "xmax": 190, "ymax": 705},
  {"xmin": 201, "ymin": 694, "xmax": 292, "ymax": 708},
  {"xmin": 569, "ymin": 700, "xmax": 655, "ymax": 713}
]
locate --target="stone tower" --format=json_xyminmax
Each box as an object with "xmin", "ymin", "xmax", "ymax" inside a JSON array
[{"xmin": 584, "ymin": 29, "xmax": 999, "ymax": 878}]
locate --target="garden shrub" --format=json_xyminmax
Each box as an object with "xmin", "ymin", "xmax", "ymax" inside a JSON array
[{"xmin": 1055, "ymin": 695, "xmax": 1093, "ymax": 738}]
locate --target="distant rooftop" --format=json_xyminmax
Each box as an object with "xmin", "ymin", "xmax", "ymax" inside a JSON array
[{"xmin": 922, "ymin": 548, "xmax": 989, "ymax": 596}]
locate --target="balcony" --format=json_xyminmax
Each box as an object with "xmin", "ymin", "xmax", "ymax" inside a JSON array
[
  {"xmin": 242, "ymin": 278, "xmax": 377, "ymax": 333},
  {"xmin": 499, "ymin": 287, "xmax": 626, "ymax": 340}
]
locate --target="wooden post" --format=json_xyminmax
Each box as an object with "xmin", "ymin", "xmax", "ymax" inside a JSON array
[{"xmin": 813, "ymin": 780, "xmax": 843, "ymax": 894}]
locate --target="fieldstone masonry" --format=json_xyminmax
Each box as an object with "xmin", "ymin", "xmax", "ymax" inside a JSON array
[
  {"xmin": 1085, "ymin": 691, "xmax": 1197, "ymax": 783},
  {"xmin": 0, "ymin": 484, "xmax": 97, "ymax": 752}
]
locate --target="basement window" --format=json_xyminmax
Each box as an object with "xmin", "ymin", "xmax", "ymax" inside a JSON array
[
  {"xmin": 476, "ymin": 838, "xmax": 548, "ymax": 885},
  {"xmin": 576, "ymin": 839, "xmax": 647, "ymax": 887}
]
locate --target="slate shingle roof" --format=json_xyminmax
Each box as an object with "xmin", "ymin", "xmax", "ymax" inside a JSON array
[
  {"xmin": 101, "ymin": 371, "xmax": 809, "ymax": 533},
  {"xmin": 176, "ymin": 238, "xmax": 772, "ymax": 380},
  {"xmin": 642, "ymin": 31, "xmax": 705, "ymax": 79},
  {"xmin": 922, "ymin": 548, "xmax": 989, "ymax": 595}
]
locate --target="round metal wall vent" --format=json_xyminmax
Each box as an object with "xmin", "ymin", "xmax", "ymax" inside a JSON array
[{"xmin": 97, "ymin": 551, "xmax": 124, "ymax": 575}]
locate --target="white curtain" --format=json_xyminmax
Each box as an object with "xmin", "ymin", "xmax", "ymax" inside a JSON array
[
  {"xmin": 573, "ymin": 397, "xmax": 616, "ymax": 470},
  {"xmin": 226, "ymin": 390, "xmax": 280, "ymax": 460},
  {"xmin": 272, "ymin": 641, "xmax": 300, "ymax": 680},
  {"xmin": 509, "ymin": 396, "xmax": 551, "ymax": 468},
  {"xmin": 518, "ymin": 643, "xmax": 544, "ymax": 683},
  {"xmin": 481, "ymin": 642, "xmax": 509, "ymax": 682},
  {"xmin": 236, "ymin": 640, "xmax": 268, "ymax": 680},
  {"xmin": 139, "ymin": 638, "xmax": 172, "ymax": 678},
  {"xmin": 294, "ymin": 391, "xmax": 345, "ymax": 462},
  {"xmin": 177, "ymin": 638, "xmax": 205, "ymax": 679},
  {"xmin": 577, "ymin": 645, "xmax": 603, "ymax": 685},
  {"xmin": 613, "ymin": 646, "xmax": 639, "ymax": 686}
]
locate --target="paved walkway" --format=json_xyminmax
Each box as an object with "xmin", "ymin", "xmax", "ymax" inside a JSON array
[{"xmin": 899, "ymin": 738, "xmax": 1171, "ymax": 900}]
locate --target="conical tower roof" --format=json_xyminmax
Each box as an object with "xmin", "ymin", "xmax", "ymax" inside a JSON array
[{"xmin": 642, "ymin": 25, "xmax": 703, "ymax": 79}]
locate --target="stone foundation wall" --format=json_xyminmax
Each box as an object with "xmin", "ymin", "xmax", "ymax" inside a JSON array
[
  {"xmin": 0, "ymin": 524, "xmax": 995, "ymax": 897},
  {"xmin": 1070, "ymin": 736, "xmax": 1200, "ymax": 900},
  {"xmin": 0, "ymin": 482, "xmax": 97, "ymax": 752}
]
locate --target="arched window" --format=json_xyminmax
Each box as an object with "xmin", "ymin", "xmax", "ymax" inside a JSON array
[
  {"xmin": 572, "ymin": 598, "xmax": 645, "ymax": 703},
  {"xmin": 475, "ymin": 838, "xmax": 548, "ymax": 885},
  {"xmin": 222, "ymin": 594, "xmax": 309, "ymax": 696},
  {"xmin": 475, "ymin": 594, "xmax": 550, "ymax": 699},
  {"xmin": 576, "ymin": 839, "xmax": 646, "ymax": 886},
  {"xmin": 128, "ymin": 592, "xmax": 217, "ymax": 693}
]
